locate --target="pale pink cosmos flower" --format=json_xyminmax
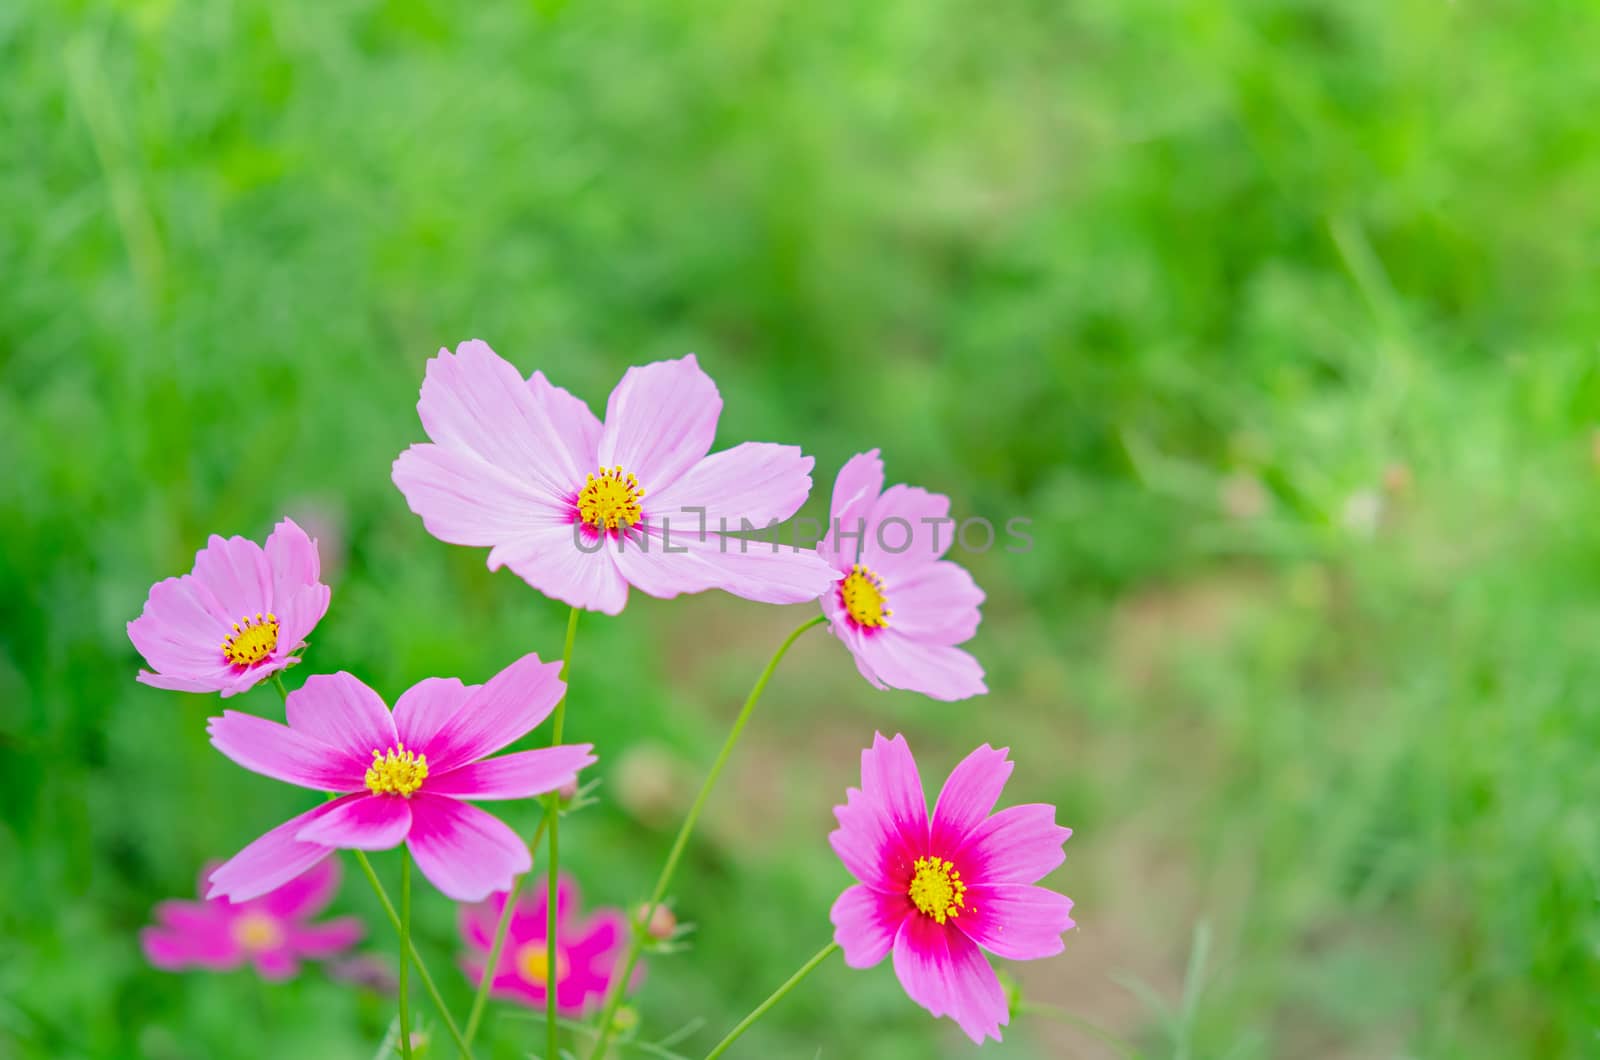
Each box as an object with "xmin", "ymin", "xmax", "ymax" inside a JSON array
[
  {"xmin": 829, "ymin": 733, "xmax": 1075, "ymax": 1044},
  {"xmin": 206, "ymin": 654, "xmax": 593, "ymax": 903},
  {"xmin": 818, "ymin": 451, "xmax": 986, "ymax": 701},
  {"xmin": 458, "ymin": 873, "xmax": 636, "ymax": 1015},
  {"xmin": 128, "ymin": 518, "xmax": 332, "ymax": 697},
  {"xmin": 142, "ymin": 858, "xmax": 362, "ymax": 980},
  {"xmin": 391, "ymin": 341, "xmax": 839, "ymax": 615}
]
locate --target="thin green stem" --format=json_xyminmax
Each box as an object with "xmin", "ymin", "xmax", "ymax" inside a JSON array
[
  {"xmin": 398, "ymin": 849, "xmax": 414, "ymax": 1060},
  {"xmin": 464, "ymin": 814, "xmax": 552, "ymax": 1046},
  {"xmin": 703, "ymin": 941, "xmax": 839, "ymax": 1059},
  {"xmin": 270, "ymin": 672, "xmax": 290, "ymax": 703},
  {"xmin": 352, "ymin": 850, "xmax": 474, "ymax": 1059},
  {"xmin": 589, "ymin": 614, "xmax": 826, "ymax": 1059},
  {"xmin": 546, "ymin": 606, "xmax": 580, "ymax": 1060},
  {"xmin": 1016, "ymin": 1001, "xmax": 1138, "ymax": 1058}
]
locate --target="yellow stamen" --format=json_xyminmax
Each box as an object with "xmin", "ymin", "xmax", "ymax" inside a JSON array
[
  {"xmin": 840, "ymin": 565, "xmax": 891, "ymax": 628},
  {"xmin": 577, "ymin": 465, "xmax": 645, "ymax": 530},
  {"xmin": 514, "ymin": 940, "xmax": 570, "ymax": 986},
  {"xmin": 365, "ymin": 742, "xmax": 428, "ymax": 797},
  {"xmin": 232, "ymin": 911, "xmax": 285, "ymax": 951},
  {"xmin": 907, "ymin": 856, "xmax": 967, "ymax": 925},
  {"xmin": 220, "ymin": 612, "xmax": 280, "ymax": 667}
]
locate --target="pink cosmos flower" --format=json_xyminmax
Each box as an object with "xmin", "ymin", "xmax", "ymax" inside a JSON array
[
  {"xmin": 391, "ymin": 341, "xmax": 839, "ymax": 615},
  {"xmin": 458, "ymin": 873, "xmax": 636, "ymax": 1015},
  {"xmin": 142, "ymin": 858, "xmax": 362, "ymax": 979},
  {"xmin": 205, "ymin": 654, "xmax": 594, "ymax": 903},
  {"xmin": 128, "ymin": 518, "xmax": 332, "ymax": 697},
  {"xmin": 829, "ymin": 733, "xmax": 1075, "ymax": 1044},
  {"xmin": 817, "ymin": 450, "xmax": 986, "ymax": 701}
]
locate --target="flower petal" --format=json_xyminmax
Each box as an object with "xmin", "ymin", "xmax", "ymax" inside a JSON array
[
  {"xmin": 929, "ymin": 744, "xmax": 1012, "ymax": 854},
  {"xmin": 831, "ymin": 883, "xmax": 910, "ymax": 969},
  {"xmin": 891, "ymin": 916, "xmax": 1009, "ymax": 1044},
  {"xmin": 612, "ymin": 526, "xmax": 839, "ymax": 605},
  {"xmin": 959, "ymin": 804, "xmax": 1072, "ymax": 886},
  {"xmin": 256, "ymin": 857, "xmax": 343, "ymax": 920},
  {"xmin": 295, "ymin": 793, "xmax": 413, "ymax": 850},
  {"xmin": 956, "ymin": 884, "xmax": 1075, "ymax": 960},
  {"xmin": 647, "ymin": 442, "xmax": 815, "ymax": 532},
  {"xmin": 428, "ymin": 744, "xmax": 596, "ymax": 800},
  {"xmin": 192, "ymin": 533, "xmax": 274, "ymax": 618},
  {"xmin": 861, "ymin": 484, "xmax": 955, "ymax": 578},
  {"xmin": 285, "ymin": 917, "xmax": 365, "ymax": 959},
  {"xmin": 264, "ymin": 518, "xmax": 322, "ymax": 600},
  {"xmin": 207, "ymin": 711, "xmax": 364, "ymax": 792},
  {"xmin": 405, "ymin": 794, "xmax": 531, "ymax": 901},
  {"xmin": 393, "ymin": 677, "xmax": 478, "ymax": 754},
  {"xmin": 252, "ymin": 950, "xmax": 300, "ymax": 980},
  {"xmin": 528, "ymin": 368, "xmax": 603, "ymax": 476},
  {"xmin": 821, "ymin": 449, "xmax": 885, "ymax": 570},
  {"xmin": 597, "ymin": 354, "xmax": 721, "ymax": 493},
  {"xmin": 284, "ymin": 673, "xmax": 398, "ymax": 771},
  {"xmin": 884, "ymin": 560, "xmax": 984, "ymax": 645},
  {"xmin": 424, "ymin": 653, "xmax": 566, "ymax": 773},
  {"xmin": 274, "ymin": 581, "xmax": 332, "ymax": 660},
  {"xmin": 142, "ymin": 923, "xmax": 243, "ymax": 972},
  {"xmin": 393, "ymin": 442, "xmax": 570, "ymax": 547},
  {"xmin": 486, "ymin": 525, "xmax": 632, "ymax": 615},
  {"xmin": 829, "ymin": 734, "xmax": 929, "ymax": 892},
  {"xmin": 208, "ymin": 804, "xmax": 340, "ymax": 902},
  {"xmin": 849, "ymin": 632, "xmax": 986, "ymax": 702}
]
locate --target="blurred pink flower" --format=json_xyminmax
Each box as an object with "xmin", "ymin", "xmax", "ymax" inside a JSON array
[
  {"xmin": 205, "ymin": 655, "xmax": 594, "ymax": 903},
  {"xmin": 142, "ymin": 858, "xmax": 361, "ymax": 979},
  {"xmin": 459, "ymin": 874, "xmax": 636, "ymax": 1015},
  {"xmin": 391, "ymin": 341, "xmax": 838, "ymax": 615},
  {"xmin": 829, "ymin": 734, "xmax": 1074, "ymax": 1044},
  {"xmin": 128, "ymin": 518, "xmax": 331, "ymax": 697},
  {"xmin": 818, "ymin": 450, "xmax": 986, "ymax": 701}
]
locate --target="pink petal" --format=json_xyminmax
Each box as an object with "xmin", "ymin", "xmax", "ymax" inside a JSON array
[
  {"xmin": 956, "ymin": 884, "xmax": 1075, "ymax": 960},
  {"xmin": 849, "ymin": 632, "xmax": 986, "ymax": 702},
  {"xmin": 458, "ymin": 893, "xmax": 511, "ymax": 951},
  {"xmin": 647, "ymin": 442, "xmax": 815, "ymax": 532},
  {"xmin": 142, "ymin": 924, "xmax": 243, "ymax": 972},
  {"xmin": 128, "ymin": 576, "xmax": 230, "ymax": 672},
  {"xmin": 393, "ymin": 677, "xmax": 478, "ymax": 752},
  {"xmin": 192, "ymin": 534, "xmax": 274, "ymax": 618},
  {"xmin": 252, "ymin": 950, "xmax": 300, "ymax": 980},
  {"xmin": 829, "ymin": 735, "xmax": 930, "ymax": 892},
  {"xmin": 529, "ymin": 369, "xmax": 603, "ymax": 474},
  {"xmin": 153, "ymin": 898, "xmax": 226, "ymax": 934},
  {"xmin": 566, "ymin": 907, "xmax": 625, "ymax": 962},
  {"xmin": 597, "ymin": 354, "xmax": 721, "ymax": 493},
  {"xmin": 428, "ymin": 744, "xmax": 596, "ymax": 801},
  {"xmin": 295, "ymin": 793, "xmax": 413, "ymax": 850},
  {"xmin": 883, "ymin": 560, "xmax": 984, "ymax": 646},
  {"xmin": 263, "ymin": 518, "xmax": 323, "ymax": 600},
  {"xmin": 831, "ymin": 884, "xmax": 910, "ymax": 969},
  {"xmin": 405, "ymin": 794, "xmax": 532, "ymax": 901},
  {"xmin": 207, "ymin": 711, "xmax": 364, "ymax": 792},
  {"xmin": 424, "ymin": 653, "xmax": 566, "ymax": 773},
  {"xmin": 958, "ymin": 804, "xmax": 1072, "ymax": 886},
  {"xmin": 525, "ymin": 874, "xmax": 578, "ymax": 935},
  {"xmin": 860, "ymin": 484, "xmax": 956, "ymax": 579},
  {"xmin": 137, "ymin": 668, "xmax": 234, "ymax": 694},
  {"xmin": 256, "ymin": 857, "xmax": 343, "ymax": 920},
  {"xmin": 821, "ymin": 449, "xmax": 885, "ymax": 570},
  {"xmin": 486, "ymin": 524, "xmax": 632, "ymax": 615},
  {"xmin": 861, "ymin": 733, "xmax": 930, "ymax": 851},
  {"xmin": 891, "ymin": 915, "xmax": 1009, "ymax": 1044},
  {"xmin": 273, "ymin": 581, "xmax": 332, "ymax": 660},
  {"xmin": 393, "ymin": 443, "xmax": 570, "ymax": 547},
  {"xmin": 612, "ymin": 526, "xmax": 839, "ymax": 605},
  {"xmin": 209, "ymin": 804, "xmax": 340, "ymax": 902},
  {"xmin": 929, "ymin": 744, "xmax": 1012, "ymax": 854},
  {"xmin": 285, "ymin": 917, "xmax": 365, "ymax": 958},
  {"xmin": 284, "ymin": 673, "xmax": 398, "ymax": 770}
]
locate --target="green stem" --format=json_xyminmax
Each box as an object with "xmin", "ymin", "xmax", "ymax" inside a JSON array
[
  {"xmin": 589, "ymin": 614, "xmax": 826, "ymax": 1059},
  {"xmin": 352, "ymin": 851, "xmax": 474, "ymax": 1059},
  {"xmin": 702, "ymin": 942, "xmax": 839, "ymax": 1059},
  {"xmin": 398, "ymin": 848, "xmax": 414, "ymax": 1060},
  {"xmin": 464, "ymin": 814, "xmax": 552, "ymax": 1046},
  {"xmin": 546, "ymin": 606, "xmax": 580, "ymax": 1060},
  {"xmin": 269, "ymin": 672, "xmax": 290, "ymax": 703},
  {"xmin": 1016, "ymin": 1001, "xmax": 1138, "ymax": 1058}
]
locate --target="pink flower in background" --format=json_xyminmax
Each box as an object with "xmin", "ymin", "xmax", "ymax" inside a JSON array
[
  {"xmin": 818, "ymin": 450, "xmax": 986, "ymax": 701},
  {"xmin": 829, "ymin": 734, "xmax": 1074, "ymax": 1043},
  {"xmin": 128, "ymin": 518, "xmax": 332, "ymax": 697},
  {"xmin": 392, "ymin": 341, "xmax": 839, "ymax": 615},
  {"xmin": 458, "ymin": 873, "xmax": 636, "ymax": 1015},
  {"xmin": 142, "ymin": 858, "xmax": 362, "ymax": 979},
  {"xmin": 206, "ymin": 654, "xmax": 594, "ymax": 903}
]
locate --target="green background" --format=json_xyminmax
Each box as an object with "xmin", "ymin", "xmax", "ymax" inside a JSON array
[{"xmin": 5, "ymin": 0, "xmax": 1600, "ymax": 1057}]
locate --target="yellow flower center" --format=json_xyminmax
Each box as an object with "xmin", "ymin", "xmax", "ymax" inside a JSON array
[
  {"xmin": 577, "ymin": 465, "xmax": 645, "ymax": 530},
  {"xmin": 514, "ymin": 941, "xmax": 570, "ymax": 987},
  {"xmin": 221, "ymin": 612, "xmax": 280, "ymax": 667},
  {"xmin": 231, "ymin": 911, "xmax": 285, "ymax": 951},
  {"xmin": 365, "ymin": 742, "xmax": 428, "ymax": 797},
  {"xmin": 907, "ymin": 856, "xmax": 966, "ymax": 925},
  {"xmin": 840, "ymin": 565, "xmax": 891, "ymax": 628}
]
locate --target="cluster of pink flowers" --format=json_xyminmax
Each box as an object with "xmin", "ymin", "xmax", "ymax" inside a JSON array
[{"xmin": 129, "ymin": 343, "xmax": 1073, "ymax": 1049}]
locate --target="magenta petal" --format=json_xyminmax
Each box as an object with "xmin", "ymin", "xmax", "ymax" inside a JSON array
[
  {"xmin": 424, "ymin": 653, "xmax": 566, "ymax": 773},
  {"xmin": 252, "ymin": 950, "xmax": 300, "ymax": 980},
  {"xmin": 209, "ymin": 804, "xmax": 339, "ymax": 902},
  {"xmin": 831, "ymin": 786, "xmax": 920, "ymax": 892},
  {"xmin": 192, "ymin": 534, "xmax": 274, "ymax": 618},
  {"xmin": 597, "ymin": 354, "xmax": 721, "ymax": 492},
  {"xmin": 138, "ymin": 668, "xmax": 234, "ymax": 694},
  {"xmin": 959, "ymin": 804, "xmax": 1072, "ymax": 885},
  {"xmin": 891, "ymin": 917, "xmax": 1009, "ymax": 1044},
  {"xmin": 285, "ymin": 917, "xmax": 365, "ymax": 958},
  {"xmin": 393, "ymin": 677, "xmax": 478, "ymax": 753},
  {"xmin": 295, "ymin": 793, "xmax": 413, "ymax": 850},
  {"xmin": 207, "ymin": 711, "xmax": 364, "ymax": 792},
  {"xmin": 850, "ymin": 633, "xmax": 986, "ymax": 702},
  {"xmin": 428, "ymin": 744, "xmax": 596, "ymax": 801},
  {"xmin": 274, "ymin": 581, "xmax": 332, "ymax": 660},
  {"xmin": 861, "ymin": 733, "xmax": 930, "ymax": 852},
  {"xmin": 486, "ymin": 526, "xmax": 632, "ymax": 615},
  {"xmin": 284, "ymin": 673, "xmax": 399, "ymax": 770},
  {"xmin": 821, "ymin": 449, "xmax": 885, "ymax": 570},
  {"xmin": 458, "ymin": 894, "xmax": 508, "ymax": 951},
  {"xmin": 831, "ymin": 884, "xmax": 909, "ymax": 969},
  {"xmin": 525, "ymin": 874, "xmax": 578, "ymax": 934},
  {"xmin": 393, "ymin": 443, "xmax": 569, "ymax": 547},
  {"xmin": 142, "ymin": 924, "xmax": 244, "ymax": 972},
  {"xmin": 264, "ymin": 518, "xmax": 322, "ymax": 599},
  {"xmin": 405, "ymin": 794, "xmax": 532, "ymax": 901},
  {"xmin": 257, "ymin": 857, "xmax": 342, "ymax": 919},
  {"xmin": 884, "ymin": 561, "xmax": 985, "ymax": 646},
  {"xmin": 647, "ymin": 442, "xmax": 815, "ymax": 530},
  {"xmin": 957, "ymin": 884, "xmax": 1075, "ymax": 960},
  {"xmin": 929, "ymin": 744, "xmax": 1012, "ymax": 853}
]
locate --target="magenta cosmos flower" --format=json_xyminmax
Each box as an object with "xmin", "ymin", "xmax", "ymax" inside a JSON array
[
  {"xmin": 128, "ymin": 518, "xmax": 331, "ymax": 697},
  {"xmin": 829, "ymin": 733, "xmax": 1075, "ymax": 1043},
  {"xmin": 458, "ymin": 873, "xmax": 635, "ymax": 1015},
  {"xmin": 817, "ymin": 450, "xmax": 986, "ymax": 701},
  {"xmin": 206, "ymin": 654, "xmax": 594, "ymax": 903},
  {"xmin": 143, "ymin": 858, "xmax": 362, "ymax": 979},
  {"xmin": 391, "ymin": 341, "xmax": 839, "ymax": 615}
]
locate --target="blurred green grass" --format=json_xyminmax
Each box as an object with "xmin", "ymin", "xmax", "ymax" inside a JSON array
[{"xmin": 5, "ymin": 0, "xmax": 1600, "ymax": 1056}]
